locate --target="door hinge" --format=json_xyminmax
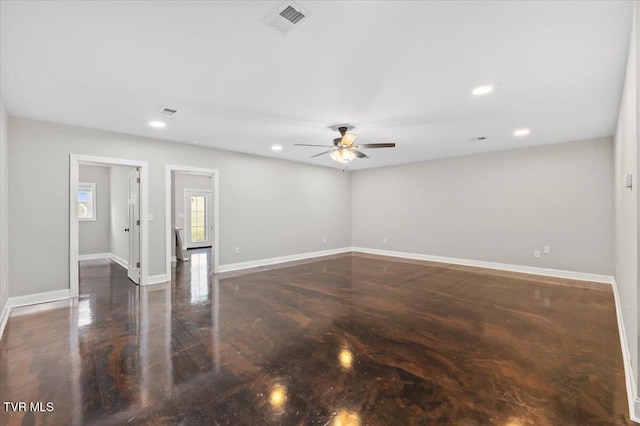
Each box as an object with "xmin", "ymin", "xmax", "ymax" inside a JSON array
[
  {"xmin": 136, "ymin": 262, "xmax": 140, "ymax": 268},
  {"xmin": 136, "ymin": 220, "xmax": 140, "ymax": 226},
  {"xmin": 136, "ymin": 177, "xmax": 140, "ymax": 183}
]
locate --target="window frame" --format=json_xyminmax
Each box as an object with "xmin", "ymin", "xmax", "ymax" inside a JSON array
[{"xmin": 78, "ymin": 182, "xmax": 97, "ymax": 222}]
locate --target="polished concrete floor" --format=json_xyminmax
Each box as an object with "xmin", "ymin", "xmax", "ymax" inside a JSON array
[{"xmin": 0, "ymin": 249, "xmax": 633, "ymax": 425}]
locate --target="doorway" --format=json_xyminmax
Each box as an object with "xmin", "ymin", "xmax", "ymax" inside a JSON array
[
  {"xmin": 70, "ymin": 154, "xmax": 149, "ymax": 298},
  {"xmin": 165, "ymin": 165, "xmax": 219, "ymax": 279}
]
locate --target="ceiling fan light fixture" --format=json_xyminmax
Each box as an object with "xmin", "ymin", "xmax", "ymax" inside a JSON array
[{"xmin": 331, "ymin": 148, "xmax": 356, "ymax": 163}]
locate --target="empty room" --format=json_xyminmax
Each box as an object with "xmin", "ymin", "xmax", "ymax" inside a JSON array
[{"xmin": 0, "ymin": 0, "xmax": 638, "ymax": 424}]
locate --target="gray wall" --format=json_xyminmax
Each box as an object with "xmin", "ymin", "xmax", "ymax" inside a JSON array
[
  {"xmin": 0, "ymin": 101, "xmax": 8, "ymax": 316},
  {"xmin": 110, "ymin": 165, "xmax": 134, "ymax": 265},
  {"xmin": 78, "ymin": 165, "xmax": 110, "ymax": 255},
  {"xmin": 8, "ymin": 117, "xmax": 352, "ymax": 297},
  {"xmin": 352, "ymin": 138, "xmax": 614, "ymax": 276},
  {"xmin": 614, "ymin": 4, "xmax": 639, "ymax": 389},
  {"xmin": 172, "ymin": 172, "xmax": 214, "ymax": 253}
]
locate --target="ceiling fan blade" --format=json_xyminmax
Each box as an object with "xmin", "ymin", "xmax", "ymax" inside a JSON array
[
  {"xmin": 352, "ymin": 149, "xmax": 368, "ymax": 158},
  {"xmin": 295, "ymin": 144, "xmax": 334, "ymax": 147},
  {"xmin": 356, "ymin": 143, "xmax": 396, "ymax": 149},
  {"xmin": 310, "ymin": 150, "xmax": 334, "ymax": 158}
]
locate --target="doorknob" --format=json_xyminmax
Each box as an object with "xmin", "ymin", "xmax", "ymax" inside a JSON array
[{"xmin": 124, "ymin": 228, "xmax": 130, "ymax": 232}]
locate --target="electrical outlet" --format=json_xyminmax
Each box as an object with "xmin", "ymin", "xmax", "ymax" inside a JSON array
[
  {"xmin": 234, "ymin": 247, "xmax": 240, "ymax": 254},
  {"xmin": 534, "ymin": 250, "xmax": 541, "ymax": 258},
  {"xmin": 322, "ymin": 237, "xmax": 327, "ymax": 244},
  {"xmin": 382, "ymin": 238, "xmax": 387, "ymax": 244},
  {"xmin": 543, "ymin": 246, "xmax": 551, "ymax": 254}
]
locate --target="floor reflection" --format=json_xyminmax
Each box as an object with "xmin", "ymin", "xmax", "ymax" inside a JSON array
[{"xmin": 189, "ymin": 251, "xmax": 209, "ymax": 303}]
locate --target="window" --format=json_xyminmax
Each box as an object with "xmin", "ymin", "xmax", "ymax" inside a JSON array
[
  {"xmin": 190, "ymin": 195, "xmax": 206, "ymax": 242},
  {"xmin": 78, "ymin": 182, "xmax": 96, "ymax": 221}
]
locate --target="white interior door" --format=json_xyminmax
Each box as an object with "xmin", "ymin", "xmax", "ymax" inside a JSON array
[
  {"xmin": 128, "ymin": 168, "xmax": 140, "ymax": 284},
  {"xmin": 185, "ymin": 190, "xmax": 212, "ymax": 249}
]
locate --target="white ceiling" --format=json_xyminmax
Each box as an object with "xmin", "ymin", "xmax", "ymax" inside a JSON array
[{"xmin": 0, "ymin": 1, "xmax": 633, "ymax": 170}]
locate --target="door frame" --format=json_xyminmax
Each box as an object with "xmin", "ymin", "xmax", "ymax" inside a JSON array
[
  {"xmin": 165, "ymin": 165, "xmax": 219, "ymax": 277},
  {"xmin": 183, "ymin": 188, "xmax": 213, "ymax": 249},
  {"xmin": 127, "ymin": 168, "xmax": 141, "ymax": 284},
  {"xmin": 70, "ymin": 154, "xmax": 149, "ymax": 297}
]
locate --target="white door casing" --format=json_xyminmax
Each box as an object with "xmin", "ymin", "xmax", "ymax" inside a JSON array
[
  {"xmin": 70, "ymin": 154, "xmax": 149, "ymax": 298},
  {"xmin": 128, "ymin": 168, "xmax": 141, "ymax": 284},
  {"xmin": 165, "ymin": 165, "xmax": 219, "ymax": 279}
]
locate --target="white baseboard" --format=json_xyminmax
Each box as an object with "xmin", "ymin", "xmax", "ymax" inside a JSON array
[
  {"xmin": 109, "ymin": 253, "xmax": 128, "ymax": 269},
  {"xmin": 78, "ymin": 253, "xmax": 110, "ymax": 261},
  {"xmin": 171, "ymin": 256, "xmax": 177, "ymax": 263},
  {"xmin": 0, "ymin": 299, "xmax": 9, "ymax": 340},
  {"xmin": 78, "ymin": 253, "xmax": 129, "ymax": 269},
  {"xmin": 611, "ymin": 278, "xmax": 640, "ymax": 422},
  {"xmin": 147, "ymin": 274, "xmax": 170, "ymax": 285},
  {"xmin": 8, "ymin": 289, "xmax": 71, "ymax": 309},
  {"xmin": 0, "ymin": 289, "xmax": 71, "ymax": 341},
  {"xmin": 352, "ymin": 247, "xmax": 615, "ymax": 284},
  {"xmin": 218, "ymin": 247, "xmax": 353, "ymax": 273}
]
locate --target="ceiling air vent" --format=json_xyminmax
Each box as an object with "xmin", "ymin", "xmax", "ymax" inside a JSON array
[
  {"xmin": 158, "ymin": 107, "xmax": 178, "ymax": 116},
  {"xmin": 264, "ymin": 1, "xmax": 310, "ymax": 34}
]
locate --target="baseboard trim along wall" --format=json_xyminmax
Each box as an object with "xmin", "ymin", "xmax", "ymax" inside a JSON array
[
  {"xmin": 78, "ymin": 253, "xmax": 111, "ymax": 261},
  {"xmin": 8, "ymin": 289, "xmax": 71, "ymax": 309},
  {"xmin": 148, "ymin": 274, "xmax": 170, "ymax": 285},
  {"xmin": 0, "ymin": 289, "xmax": 71, "ymax": 339},
  {"xmin": 78, "ymin": 253, "xmax": 129, "ymax": 269},
  {"xmin": 351, "ymin": 247, "xmax": 614, "ymax": 284},
  {"xmin": 0, "ymin": 300, "xmax": 9, "ymax": 340},
  {"xmin": 109, "ymin": 254, "xmax": 128, "ymax": 269},
  {"xmin": 611, "ymin": 278, "xmax": 640, "ymax": 422},
  {"xmin": 218, "ymin": 247, "xmax": 353, "ymax": 273}
]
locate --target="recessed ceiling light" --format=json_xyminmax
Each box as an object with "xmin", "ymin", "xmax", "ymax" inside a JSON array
[
  {"xmin": 271, "ymin": 145, "xmax": 283, "ymax": 151},
  {"xmin": 513, "ymin": 128, "xmax": 531, "ymax": 136},
  {"xmin": 149, "ymin": 121, "xmax": 166, "ymax": 128},
  {"xmin": 191, "ymin": 140, "xmax": 199, "ymax": 144},
  {"xmin": 472, "ymin": 85, "xmax": 494, "ymax": 95}
]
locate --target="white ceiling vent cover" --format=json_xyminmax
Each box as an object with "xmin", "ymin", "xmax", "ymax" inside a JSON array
[{"xmin": 264, "ymin": 1, "xmax": 310, "ymax": 34}]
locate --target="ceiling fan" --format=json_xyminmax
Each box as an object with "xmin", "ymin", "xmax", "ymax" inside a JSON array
[{"xmin": 295, "ymin": 126, "xmax": 396, "ymax": 163}]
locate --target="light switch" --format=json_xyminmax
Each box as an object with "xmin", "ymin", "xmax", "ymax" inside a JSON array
[
  {"xmin": 625, "ymin": 173, "xmax": 633, "ymax": 189},
  {"xmin": 148, "ymin": 213, "xmax": 153, "ymax": 221}
]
